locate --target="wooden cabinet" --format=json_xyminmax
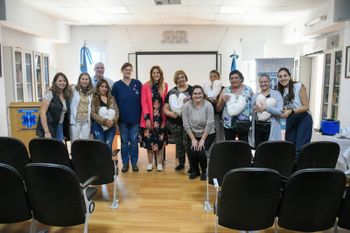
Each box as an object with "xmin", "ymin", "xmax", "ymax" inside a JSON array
[
  {"xmin": 8, "ymin": 102, "xmax": 40, "ymax": 147},
  {"xmin": 321, "ymin": 50, "xmax": 342, "ymax": 120}
]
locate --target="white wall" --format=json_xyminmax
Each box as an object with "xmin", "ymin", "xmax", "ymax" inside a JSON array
[
  {"xmin": 338, "ymin": 22, "xmax": 350, "ymax": 128},
  {"xmin": 0, "ymin": 24, "xmax": 8, "ymax": 136},
  {"xmin": 57, "ymin": 25, "xmax": 298, "ymax": 87}
]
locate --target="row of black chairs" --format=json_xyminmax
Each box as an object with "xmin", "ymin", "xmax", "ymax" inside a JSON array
[
  {"xmin": 204, "ymin": 140, "xmax": 340, "ymax": 211},
  {"xmin": 0, "ymin": 162, "xmax": 97, "ymax": 233},
  {"xmin": 0, "ymin": 137, "xmax": 119, "ymax": 232},
  {"xmin": 0, "ymin": 137, "xmax": 119, "ymax": 208},
  {"xmin": 215, "ymin": 167, "xmax": 350, "ymax": 232}
]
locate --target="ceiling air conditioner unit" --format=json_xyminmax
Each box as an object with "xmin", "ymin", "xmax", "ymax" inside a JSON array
[{"xmin": 154, "ymin": 0, "xmax": 181, "ymax": 5}]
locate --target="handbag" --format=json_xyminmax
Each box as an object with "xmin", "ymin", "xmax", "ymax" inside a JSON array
[{"xmin": 232, "ymin": 117, "xmax": 251, "ymax": 132}]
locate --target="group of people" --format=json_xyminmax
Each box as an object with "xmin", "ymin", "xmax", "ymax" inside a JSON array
[{"xmin": 36, "ymin": 62, "xmax": 313, "ymax": 181}]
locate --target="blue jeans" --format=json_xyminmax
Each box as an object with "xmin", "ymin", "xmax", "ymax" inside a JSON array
[
  {"xmin": 285, "ymin": 112, "xmax": 313, "ymax": 158},
  {"xmin": 119, "ymin": 122, "xmax": 139, "ymax": 165},
  {"xmin": 55, "ymin": 123, "xmax": 64, "ymax": 141},
  {"xmin": 92, "ymin": 122, "xmax": 116, "ymax": 152}
]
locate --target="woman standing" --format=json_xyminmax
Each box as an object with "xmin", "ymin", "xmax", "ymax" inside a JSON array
[
  {"xmin": 277, "ymin": 67, "xmax": 313, "ymax": 157},
  {"xmin": 216, "ymin": 70, "xmax": 254, "ymax": 142},
  {"xmin": 203, "ymin": 70, "xmax": 225, "ymax": 143},
  {"xmin": 36, "ymin": 72, "xmax": 72, "ymax": 141},
  {"xmin": 140, "ymin": 66, "xmax": 168, "ymax": 171},
  {"xmin": 182, "ymin": 85, "xmax": 215, "ymax": 180},
  {"xmin": 112, "ymin": 63, "xmax": 142, "ymax": 172},
  {"xmin": 163, "ymin": 70, "xmax": 192, "ymax": 172},
  {"xmin": 70, "ymin": 72, "xmax": 93, "ymax": 142},
  {"xmin": 91, "ymin": 79, "xmax": 119, "ymax": 151},
  {"xmin": 251, "ymin": 74, "xmax": 283, "ymax": 148}
]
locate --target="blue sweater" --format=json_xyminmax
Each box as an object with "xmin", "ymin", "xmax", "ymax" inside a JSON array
[{"xmin": 112, "ymin": 79, "xmax": 142, "ymax": 124}]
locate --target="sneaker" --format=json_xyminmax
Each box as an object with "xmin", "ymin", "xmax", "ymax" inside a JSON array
[
  {"xmin": 200, "ymin": 172, "xmax": 207, "ymax": 181},
  {"xmin": 122, "ymin": 163, "xmax": 129, "ymax": 172},
  {"xmin": 157, "ymin": 164, "xmax": 163, "ymax": 171},
  {"xmin": 132, "ymin": 164, "xmax": 139, "ymax": 172},
  {"xmin": 175, "ymin": 164, "xmax": 184, "ymax": 171},
  {"xmin": 147, "ymin": 164, "xmax": 153, "ymax": 171},
  {"xmin": 189, "ymin": 172, "xmax": 200, "ymax": 180}
]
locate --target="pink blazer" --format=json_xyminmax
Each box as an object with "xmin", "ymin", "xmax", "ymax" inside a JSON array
[{"xmin": 140, "ymin": 82, "xmax": 168, "ymax": 128}]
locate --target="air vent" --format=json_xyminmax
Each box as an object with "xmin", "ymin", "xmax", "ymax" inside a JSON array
[{"xmin": 154, "ymin": 0, "xmax": 181, "ymax": 6}]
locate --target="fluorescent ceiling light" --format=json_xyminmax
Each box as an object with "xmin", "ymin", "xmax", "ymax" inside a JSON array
[
  {"xmin": 219, "ymin": 6, "xmax": 249, "ymax": 14},
  {"xmin": 304, "ymin": 15, "xmax": 327, "ymax": 27}
]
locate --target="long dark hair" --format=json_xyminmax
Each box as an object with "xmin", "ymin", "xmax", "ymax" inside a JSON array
[
  {"xmin": 277, "ymin": 67, "xmax": 295, "ymax": 101},
  {"xmin": 51, "ymin": 72, "xmax": 72, "ymax": 99}
]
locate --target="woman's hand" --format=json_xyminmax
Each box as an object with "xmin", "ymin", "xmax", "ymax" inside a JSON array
[
  {"xmin": 191, "ymin": 138, "xmax": 199, "ymax": 151},
  {"xmin": 222, "ymin": 94, "xmax": 231, "ymax": 103},
  {"xmin": 168, "ymin": 111, "xmax": 178, "ymax": 119},
  {"xmin": 145, "ymin": 119, "xmax": 152, "ymax": 129},
  {"xmin": 281, "ymin": 109, "xmax": 292, "ymax": 118},
  {"xmin": 106, "ymin": 120, "xmax": 114, "ymax": 128},
  {"xmin": 254, "ymin": 104, "xmax": 266, "ymax": 113},
  {"xmin": 198, "ymin": 138, "xmax": 205, "ymax": 151},
  {"xmin": 44, "ymin": 131, "xmax": 52, "ymax": 138}
]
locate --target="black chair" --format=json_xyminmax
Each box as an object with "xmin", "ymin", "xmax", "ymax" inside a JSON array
[
  {"xmin": 277, "ymin": 168, "xmax": 345, "ymax": 232},
  {"xmin": 71, "ymin": 139, "xmax": 118, "ymax": 209},
  {"xmin": 337, "ymin": 187, "xmax": 350, "ymax": 230},
  {"xmin": 24, "ymin": 163, "xmax": 97, "ymax": 233},
  {"xmin": 254, "ymin": 140, "xmax": 295, "ymax": 178},
  {"xmin": 0, "ymin": 163, "xmax": 33, "ymax": 227},
  {"xmin": 29, "ymin": 138, "xmax": 71, "ymax": 167},
  {"xmin": 215, "ymin": 168, "xmax": 281, "ymax": 233},
  {"xmin": 205, "ymin": 140, "xmax": 252, "ymax": 211},
  {"xmin": 0, "ymin": 136, "xmax": 30, "ymax": 176},
  {"xmin": 295, "ymin": 141, "xmax": 340, "ymax": 171}
]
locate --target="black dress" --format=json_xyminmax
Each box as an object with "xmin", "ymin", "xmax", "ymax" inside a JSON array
[{"xmin": 140, "ymin": 84, "xmax": 168, "ymax": 151}]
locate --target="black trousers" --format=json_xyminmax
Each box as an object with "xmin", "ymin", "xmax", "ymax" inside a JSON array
[
  {"xmin": 187, "ymin": 133, "xmax": 215, "ymax": 174},
  {"xmin": 254, "ymin": 123, "xmax": 271, "ymax": 148},
  {"xmin": 224, "ymin": 128, "xmax": 249, "ymax": 143}
]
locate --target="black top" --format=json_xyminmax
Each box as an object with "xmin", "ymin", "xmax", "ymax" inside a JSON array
[{"xmin": 164, "ymin": 85, "xmax": 192, "ymax": 125}]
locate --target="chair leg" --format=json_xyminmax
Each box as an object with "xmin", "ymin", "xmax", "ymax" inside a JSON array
[
  {"xmin": 30, "ymin": 219, "xmax": 37, "ymax": 233},
  {"xmin": 274, "ymin": 217, "xmax": 278, "ymax": 233},
  {"xmin": 204, "ymin": 156, "xmax": 212, "ymax": 211},
  {"xmin": 111, "ymin": 160, "xmax": 119, "ymax": 209},
  {"xmin": 84, "ymin": 212, "xmax": 90, "ymax": 233},
  {"xmin": 215, "ymin": 214, "xmax": 218, "ymax": 233}
]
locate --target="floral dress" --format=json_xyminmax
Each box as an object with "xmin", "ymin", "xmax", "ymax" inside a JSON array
[{"xmin": 140, "ymin": 84, "xmax": 168, "ymax": 151}]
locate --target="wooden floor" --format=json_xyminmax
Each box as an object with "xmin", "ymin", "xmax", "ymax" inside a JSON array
[{"xmin": 1, "ymin": 144, "xmax": 349, "ymax": 233}]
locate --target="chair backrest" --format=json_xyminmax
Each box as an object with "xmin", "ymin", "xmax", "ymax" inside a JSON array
[
  {"xmin": 254, "ymin": 140, "xmax": 295, "ymax": 177},
  {"xmin": 217, "ymin": 168, "xmax": 281, "ymax": 231},
  {"xmin": 0, "ymin": 163, "xmax": 32, "ymax": 223},
  {"xmin": 295, "ymin": 141, "xmax": 340, "ymax": 171},
  {"xmin": 71, "ymin": 139, "xmax": 114, "ymax": 185},
  {"xmin": 24, "ymin": 163, "xmax": 86, "ymax": 227},
  {"xmin": 208, "ymin": 140, "xmax": 252, "ymax": 186},
  {"xmin": 278, "ymin": 168, "xmax": 345, "ymax": 232},
  {"xmin": 29, "ymin": 138, "xmax": 71, "ymax": 167},
  {"xmin": 338, "ymin": 187, "xmax": 350, "ymax": 230},
  {"xmin": 0, "ymin": 137, "xmax": 30, "ymax": 176}
]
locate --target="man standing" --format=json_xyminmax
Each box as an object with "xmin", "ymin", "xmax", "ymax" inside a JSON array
[
  {"xmin": 91, "ymin": 62, "xmax": 114, "ymax": 88},
  {"xmin": 112, "ymin": 63, "xmax": 142, "ymax": 172}
]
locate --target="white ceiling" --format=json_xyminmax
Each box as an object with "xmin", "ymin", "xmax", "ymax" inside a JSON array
[{"xmin": 20, "ymin": 0, "xmax": 328, "ymax": 26}]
